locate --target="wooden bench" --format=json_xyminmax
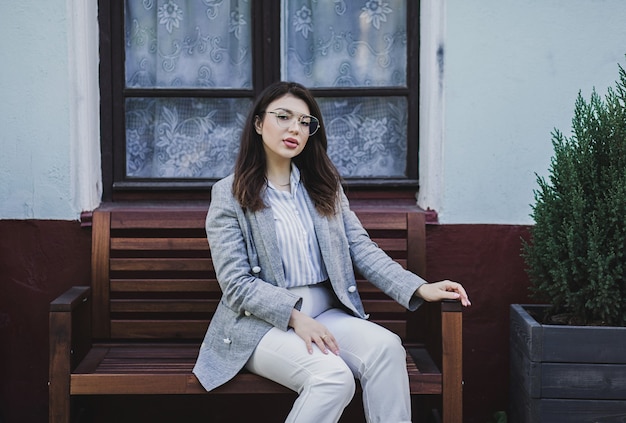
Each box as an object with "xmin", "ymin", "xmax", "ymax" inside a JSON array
[{"xmin": 49, "ymin": 201, "xmax": 462, "ymax": 422}]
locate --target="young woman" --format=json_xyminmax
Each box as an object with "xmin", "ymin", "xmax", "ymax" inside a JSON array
[{"xmin": 193, "ymin": 81, "xmax": 470, "ymax": 423}]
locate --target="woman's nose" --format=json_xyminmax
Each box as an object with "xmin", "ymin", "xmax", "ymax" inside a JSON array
[{"xmin": 288, "ymin": 118, "xmax": 300, "ymax": 132}]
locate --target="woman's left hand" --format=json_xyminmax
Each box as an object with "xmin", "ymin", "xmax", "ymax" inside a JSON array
[{"xmin": 415, "ymin": 280, "xmax": 471, "ymax": 307}]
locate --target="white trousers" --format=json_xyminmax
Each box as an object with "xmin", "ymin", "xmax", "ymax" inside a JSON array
[{"xmin": 245, "ymin": 284, "xmax": 411, "ymax": 423}]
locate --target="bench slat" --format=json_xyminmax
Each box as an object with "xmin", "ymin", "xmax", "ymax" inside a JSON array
[
  {"xmin": 111, "ymin": 299, "xmax": 219, "ymax": 313},
  {"xmin": 110, "ymin": 258, "xmax": 213, "ymax": 272},
  {"xmin": 111, "ymin": 238, "xmax": 209, "ymax": 251},
  {"xmin": 375, "ymin": 320, "xmax": 406, "ymax": 337},
  {"xmin": 110, "ymin": 320, "xmax": 406, "ymax": 340},
  {"xmin": 369, "ymin": 238, "xmax": 406, "ymax": 252},
  {"xmin": 360, "ymin": 299, "xmax": 406, "ymax": 313},
  {"xmin": 111, "ymin": 299, "xmax": 400, "ymax": 315},
  {"xmin": 111, "ymin": 320, "xmax": 209, "ymax": 339},
  {"xmin": 355, "ymin": 212, "xmax": 407, "ymax": 230},
  {"xmin": 111, "ymin": 237, "xmax": 403, "ymax": 254},
  {"xmin": 111, "ymin": 211, "xmax": 207, "ymax": 229},
  {"xmin": 111, "ymin": 279, "xmax": 220, "ymax": 292}
]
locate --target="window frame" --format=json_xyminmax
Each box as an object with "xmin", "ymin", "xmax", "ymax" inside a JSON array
[{"xmin": 98, "ymin": 0, "xmax": 419, "ymax": 201}]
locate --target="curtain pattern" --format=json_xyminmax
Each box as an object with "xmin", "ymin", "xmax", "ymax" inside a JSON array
[
  {"xmin": 126, "ymin": 97, "xmax": 250, "ymax": 178},
  {"xmin": 282, "ymin": 0, "xmax": 407, "ymax": 88},
  {"xmin": 125, "ymin": 0, "xmax": 252, "ymax": 179},
  {"xmin": 321, "ymin": 96, "xmax": 407, "ymax": 178},
  {"xmin": 285, "ymin": 0, "xmax": 408, "ymax": 178},
  {"xmin": 125, "ymin": 0, "xmax": 251, "ymax": 88},
  {"xmin": 124, "ymin": 0, "xmax": 407, "ymax": 179}
]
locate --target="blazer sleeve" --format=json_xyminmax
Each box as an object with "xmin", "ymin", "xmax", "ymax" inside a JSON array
[
  {"xmin": 338, "ymin": 189, "xmax": 427, "ymax": 311},
  {"xmin": 206, "ymin": 178, "xmax": 300, "ymax": 331}
]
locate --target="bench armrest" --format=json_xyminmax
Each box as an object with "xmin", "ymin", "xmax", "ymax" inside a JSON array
[
  {"xmin": 50, "ymin": 286, "xmax": 92, "ymax": 371},
  {"xmin": 49, "ymin": 286, "xmax": 91, "ymax": 423},
  {"xmin": 50, "ymin": 285, "xmax": 91, "ymax": 312}
]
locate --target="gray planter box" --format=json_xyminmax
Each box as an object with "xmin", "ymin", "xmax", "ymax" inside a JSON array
[{"xmin": 509, "ymin": 304, "xmax": 626, "ymax": 423}]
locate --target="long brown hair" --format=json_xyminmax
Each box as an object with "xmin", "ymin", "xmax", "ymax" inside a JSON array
[{"xmin": 232, "ymin": 81, "xmax": 340, "ymax": 216}]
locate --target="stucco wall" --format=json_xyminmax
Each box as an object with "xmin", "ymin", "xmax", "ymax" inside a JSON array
[
  {"xmin": 441, "ymin": 0, "xmax": 626, "ymax": 224},
  {"xmin": 0, "ymin": 1, "xmax": 71, "ymax": 219},
  {"xmin": 1, "ymin": 0, "xmax": 626, "ymax": 223},
  {"xmin": 0, "ymin": 0, "xmax": 99, "ymax": 220}
]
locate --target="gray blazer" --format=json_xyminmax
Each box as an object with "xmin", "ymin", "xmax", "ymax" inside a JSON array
[{"xmin": 192, "ymin": 175, "xmax": 427, "ymax": 392}]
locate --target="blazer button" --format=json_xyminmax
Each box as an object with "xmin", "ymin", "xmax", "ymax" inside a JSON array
[
  {"xmin": 223, "ymin": 338, "xmax": 232, "ymax": 344},
  {"xmin": 244, "ymin": 311, "xmax": 251, "ymax": 317},
  {"xmin": 348, "ymin": 285, "xmax": 357, "ymax": 293},
  {"xmin": 252, "ymin": 266, "xmax": 261, "ymax": 274}
]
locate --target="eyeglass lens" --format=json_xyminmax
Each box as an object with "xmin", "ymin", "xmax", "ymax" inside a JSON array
[{"xmin": 268, "ymin": 111, "xmax": 319, "ymax": 135}]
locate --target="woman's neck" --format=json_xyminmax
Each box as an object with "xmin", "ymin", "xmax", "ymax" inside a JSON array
[{"xmin": 266, "ymin": 161, "xmax": 292, "ymax": 188}]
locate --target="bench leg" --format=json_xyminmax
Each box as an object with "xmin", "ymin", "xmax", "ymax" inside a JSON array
[
  {"xmin": 49, "ymin": 310, "xmax": 72, "ymax": 423},
  {"xmin": 49, "ymin": 286, "xmax": 91, "ymax": 423},
  {"xmin": 441, "ymin": 307, "xmax": 463, "ymax": 423}
]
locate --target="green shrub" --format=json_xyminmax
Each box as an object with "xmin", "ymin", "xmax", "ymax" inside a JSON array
[{"xmin": 523, "ymin": 62, "xmax": 626, "ymax": 327}]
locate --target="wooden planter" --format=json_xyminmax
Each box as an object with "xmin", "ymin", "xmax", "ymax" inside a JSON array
[{"xmin": 509, "ymin": 304, "xmax": 626, "ymax": 423}]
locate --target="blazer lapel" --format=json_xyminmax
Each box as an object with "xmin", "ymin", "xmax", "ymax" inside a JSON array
[
  {"xmin": 303, "ymin": 192, "xmax": 334, "ymax": 272},
  {"xmin": 250, "ymin": 207, "xmax": 287, "ymax": 287}
]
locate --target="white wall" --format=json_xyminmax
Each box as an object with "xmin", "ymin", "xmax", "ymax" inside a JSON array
[
  {"xmin": 1, "ymin": 1, "xmax": 625, "ymax": 223},
  {"xmin": 0, "ymin": 0, "xmax": 99, "ymax": 220},
  {"xmin": 0, "ymin": 2, "xmax": 71, "ymax": 219},
  {"xmin": 436, "ymin": 0, "xmax": 626, "ymax": 224}
]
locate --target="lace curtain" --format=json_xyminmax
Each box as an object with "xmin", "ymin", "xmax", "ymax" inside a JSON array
[
  {"xmin": 125, "ymin": 0, "xmax": 251, "ymax": 179},
  {"xmin": 126, "ymin": 97, "xmax": 249, "ymax": 178},
  {"xmin": 282, "ymin": 0, "xmax": 407, "ymax": 87},
  {"xmin": 320, "ymin": 96, "xmax": 407, "ymax": 178},
  {"xmin": 125, "ymin": 0, "xmax": 251, "ymax": 88},
  {"xmin": 124, "ymin": 0, "xmax": 407, "ymax": 179},
  {"xmin": 284, "ymin": 0, "xmax": 408, "ymax": 178}
]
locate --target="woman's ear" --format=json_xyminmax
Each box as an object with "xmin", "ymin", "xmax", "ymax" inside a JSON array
[{"xmin": 254, "ymin": 116, "xmax": 263, "ymax": 135}]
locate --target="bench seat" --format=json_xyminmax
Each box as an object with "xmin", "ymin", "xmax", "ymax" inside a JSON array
[{"xmin": 68, "ymin": 342, "xmax": 442, "ymax": 396}]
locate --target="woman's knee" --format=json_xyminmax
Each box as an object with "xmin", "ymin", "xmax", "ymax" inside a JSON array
[
  {"xmin": 306, "ymin": 363, "xmax": 356, "ymax": 401},
  {"xmin": 335, "ymin": 365, "xmax": 357, "ymax": 398},
  {"xmin": 374, "ymin": 329, "xmax": 405, "ymax": 358},
  {"xmin": 358, "ymin": 330, "xmax": 406, "ymax": 375}
]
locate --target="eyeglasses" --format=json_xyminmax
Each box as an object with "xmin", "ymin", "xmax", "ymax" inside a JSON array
[{"xmin": 266, "ymin": 110, "xmax": 320, "ymax": 135}]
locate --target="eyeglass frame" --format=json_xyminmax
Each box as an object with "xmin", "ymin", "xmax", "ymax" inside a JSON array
[{"xmin": 263, "ymin": 109, "xmax": 320, "ymax": 136}]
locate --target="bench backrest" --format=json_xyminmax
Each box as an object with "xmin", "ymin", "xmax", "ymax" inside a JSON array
[{"xmin": 90, "ymin": 202, "xmax": 426, "ymax": 343}]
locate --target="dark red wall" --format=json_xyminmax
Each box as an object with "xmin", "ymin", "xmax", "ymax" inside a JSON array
[
  {"xmin": 425, "ymin": 224, "xmax": 533, "ymax": 421},
  {"xmin": 0, "ymin": 220, "xmax": 531, "ymax": 423},
  {"xmin": 0, "ymin": 220, "xmax": 91, "ymax": 423}
]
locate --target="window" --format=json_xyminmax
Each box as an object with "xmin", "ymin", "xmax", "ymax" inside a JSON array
[{"xmin": 99, "ymin": 0, "xmax": 419, "ymax": 200}]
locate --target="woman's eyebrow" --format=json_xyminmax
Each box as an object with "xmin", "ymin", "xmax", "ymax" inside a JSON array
[
  {"xmin": 272, "ymin": 108, "xmax": 312, "ymax": 117},
  {"xmin": 272, "ymin": 108, "xmax": 292, "ymax": 114}
]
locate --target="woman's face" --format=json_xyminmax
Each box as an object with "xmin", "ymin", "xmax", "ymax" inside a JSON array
[{"xmin": 255, "ymin": 94, "xmax": 313, "ymax": 165}]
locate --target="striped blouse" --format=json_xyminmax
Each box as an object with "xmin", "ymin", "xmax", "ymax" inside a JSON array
[{"xmin": 264, "ymin": 166, "xmax": 329, "ymax": 287}]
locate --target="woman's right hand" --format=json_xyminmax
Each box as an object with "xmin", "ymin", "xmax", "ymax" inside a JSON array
[{"xmin": 289, "ymin": 309, "xmax": 340, "ymax": 355}]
